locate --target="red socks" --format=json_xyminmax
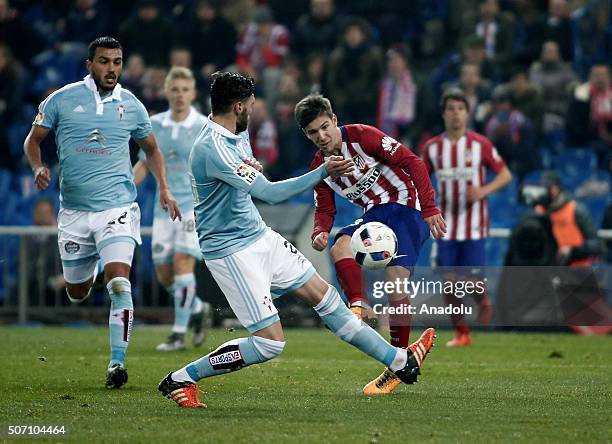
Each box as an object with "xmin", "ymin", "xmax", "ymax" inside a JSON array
[
  {"xmin": 389, "ymin": 296, "xmax": 411, "ymax": 347},
  {"xmin": 334, "ymin": 258, "xmax": 366, "ymax": 305}
]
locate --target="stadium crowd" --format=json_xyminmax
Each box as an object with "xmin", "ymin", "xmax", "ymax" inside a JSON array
[{"xmin": 0, "ymin": 0, "xmax": 610, "ymax": 246}]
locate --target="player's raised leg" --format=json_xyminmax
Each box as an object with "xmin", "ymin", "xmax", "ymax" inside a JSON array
[{"xmin": 291, "ymin": 273, "xmax": 434, "ymax": 386}]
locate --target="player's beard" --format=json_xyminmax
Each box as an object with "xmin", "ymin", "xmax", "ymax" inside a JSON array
[
  {"xmin": 235, "ymin": 107, "xmax": 249, "ymax": 134},
  {"xmin": 92, "ymin": 71, "xmax": 120, "ymax": 94}
]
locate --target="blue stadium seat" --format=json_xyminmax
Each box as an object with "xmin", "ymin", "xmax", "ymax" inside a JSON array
[
  {"xmin": 555, "ymin": 148, "xmax": 597, "ymax": 177},
  {"xmin": 0, "ymin": 169, "xmax": 12, "ymax": 196},
  {"xmin": 489, "ymin": 199, "xmax": 518, "ymax": 228},
  {"xmin": 486, "ymin": 237, "xmax": 509, "ymax": 267},
  {"xmin": 521, "ymin": 170, "xmax": 546, "ymax": 186},
  {"xmin": 580, "ymin": 196, "xmax": 609, "ymax": 228}
]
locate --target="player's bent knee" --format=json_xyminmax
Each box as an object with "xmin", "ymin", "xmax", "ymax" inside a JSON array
[
  {"xmin": 251, "ymin": 336, "xmax": 285, "ymax": 362},
  {"xmin": 66, "ymin": 282, "xmax": 91, "ymax": 302},
  {"xmin": 330, "ymin": 235, "xmax": 351, "ymax": 261}
]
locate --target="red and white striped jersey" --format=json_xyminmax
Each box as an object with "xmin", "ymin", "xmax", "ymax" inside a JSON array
[
  {"xmin": 422, "ymin": 130, "xmax": 506, "ymax": 241},
  {"xmin": 310, "ymin": 124, "xmax": 439, "ymax": 240}
]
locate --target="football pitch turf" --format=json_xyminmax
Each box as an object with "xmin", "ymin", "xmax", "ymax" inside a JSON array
[{"xmin": 1, "ymin": 326, "xmax": 611, "ymax": 443}]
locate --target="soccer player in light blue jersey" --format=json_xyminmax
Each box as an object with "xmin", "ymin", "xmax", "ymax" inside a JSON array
[
  {"xmin": 133, "ymin": 67, "xmax": 208, "ymax": 352},
  {"xmin": 24, "ymin": 37, "xmax": 181, "ymax": 389},
  {"xmin": 158, "ymin": 72, "xmax": 435, "ymax": 408}
]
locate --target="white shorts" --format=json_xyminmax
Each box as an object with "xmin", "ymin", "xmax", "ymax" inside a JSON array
[
  {"xmin": 58, "ymin": 203, "xmax": 142, "ymax": 283},
  {"xmin": 152, "ymin": 215, "xmax": 201, "ymax": 264},
  {"xmin": 205, "ymin": 228, "xmax": 316, "ymax": 333}
]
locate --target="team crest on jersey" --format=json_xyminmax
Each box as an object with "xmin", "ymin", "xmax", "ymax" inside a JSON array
[
  {"xmin": 235, "ymin": 164, "xmax": 258, "ymax": 184},
  {"xmin": 381, "ymin": 136, "xmax": 400, "ymax": 155},
  {"xmin": 352, "ymin": 154, "xmax": 367, "ymax": 171},
  {"xmin": 117, "ymin": 104, "xmax": 125, "ymax": 120},
  {"xmin": 64, "ymin": 241, "xmax": 80, "ymax": 254},
  {"xmin": 34, "ymin": 112, "xmax": 44, "ymax": 125}
]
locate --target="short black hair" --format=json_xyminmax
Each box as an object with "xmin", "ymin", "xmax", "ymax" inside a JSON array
[
  {"xmin": 294, "ymin": 94, "xmax": 334, "ymax": 129},
  {"xmin": 210, "ymin": 71, "xmax": 255, "ymax": 114},
  {"xmin": 88, "ymin": 37, "xmax": 122, "ymax": 61},
  {"xmin": 440, "ymin": 89, "xmax": 470, "ymax": 112}
]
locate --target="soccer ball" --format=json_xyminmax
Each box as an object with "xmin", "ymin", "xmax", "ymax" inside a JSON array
[{"xmin": 350, "ymin": 222, "xmax": 398, "ymax": 270}]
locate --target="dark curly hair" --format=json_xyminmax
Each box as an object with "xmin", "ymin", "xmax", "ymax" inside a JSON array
[
  {"xmin": 294, "ymin": 93, "xmax": 334, "ymax": 129},
  {"xmin": 210, "ymin": 71, "xmax": 255, "ymax": 114},
  {"xmin": 88, "ymin": 36, "xmax": 122, "ymax": 61}
]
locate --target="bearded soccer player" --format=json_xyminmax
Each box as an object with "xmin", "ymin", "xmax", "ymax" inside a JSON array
[
  {"xmin": 23, "ymin": 37, "xmax": 180, "ymax": 388},
  {"xmin": 422, "ymin": 89, "xmax": 512, "ymax": 347},
  {"xmin": 295, "ymin": 94, "xmax": 446, "ymax": 394}
]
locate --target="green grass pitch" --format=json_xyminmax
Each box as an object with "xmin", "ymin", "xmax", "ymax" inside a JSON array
[{"xmin": 1, "ymin": 326, "xmax": 611, "ymax": 443}]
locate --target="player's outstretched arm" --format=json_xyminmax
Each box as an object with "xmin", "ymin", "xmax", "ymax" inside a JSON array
[
  {"xmin": 250, "ymin": 156, "xmax": 354, "ymax": 205},
  {"xmin": 24, "ymin": 125, "xmax": 51, "ymax": 191},
  {"xmin": 136, "ymin": 134, "xmax": 181, "ymax": 221},
  {"xmin": 132, "ymin": 159, "xmax": 149, "ymax": 186}
]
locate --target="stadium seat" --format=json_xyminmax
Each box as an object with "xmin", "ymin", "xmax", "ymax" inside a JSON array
[
  {"xmin": 0, "ymin": 169, "xmax": 12, "ymax": 196},
  {"xmin": 486, "ymin": 237, "xmax": 509, "ymax": 267},
  {"xmin": 580, "ymin": 196, "xmax": 609, "ymax": 228},
  {"xmin": 554, "ymin": 148, "xmax": 597, "ymax": 177},
  {"xmin": 489, "ymin": 199, "xmax": 518, "ymax": 228}
]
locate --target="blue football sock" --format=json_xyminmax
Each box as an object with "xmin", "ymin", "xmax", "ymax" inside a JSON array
[
  {"xmin": 314, "ymin": 285, "xmax": 407, "ymax": 371},
  {"xmin": 107, "ymin": 277, "xmax": 134, "ymax": 368},
  {"xmin": 172, "ymin": 336, "xmax": 285, "ymax": 382},
  {"xmin": 171, "ymin": 273, "xmax": 197, "ymax": 334}
]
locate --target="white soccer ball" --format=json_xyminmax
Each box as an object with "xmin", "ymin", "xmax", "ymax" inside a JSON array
[{"xmin": 350, "ymin": 222, "xmax": 398, "ymax": 270}]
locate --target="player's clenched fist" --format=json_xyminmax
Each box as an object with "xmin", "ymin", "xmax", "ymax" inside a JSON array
[
  {"xmin": 312, "ymin": 232, "xmax": 329, "ymax": 251},
  {"xmin": 324, "ymin": 155, "xmax": 354, "ymax": 178},
  {"xmin": 33, "ymin": 166, "xmax": 51, "ymax": 190}
]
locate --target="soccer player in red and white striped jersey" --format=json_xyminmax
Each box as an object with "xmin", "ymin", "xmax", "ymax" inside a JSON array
[
  {"xmin": 422, "ymin": 89, "xmax": 512, "ymax": 347},
  {"xmin": 295, "ymin": 94, "xmax": 446, "ymax": 394}
]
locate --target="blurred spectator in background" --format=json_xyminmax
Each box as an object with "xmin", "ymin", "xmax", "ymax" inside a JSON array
[
  {"xmin": 513, "ymin": 0, "xmax": 546, "ymax": 67},
  {"xmin": 248, "ymin": 99, "xmax": 279, "ymax": 172},
  {"xmin": 460, "ymin": 0, "xmax": 515, "ymax": 76},
  {"xmin": 302, "ymin": 52, "xmax": 326, "ymax": 96},
  {"xmin": 273, "ymin": 71, "xmax": 310, "ymax": 177},
  {"xmin": 141, "ymin": 66, "xmax": 168, "ymax": 115},
  {"xmin": 118, "ymin": 0, "xmax": 176, "ymax": 65},
  {"xmin": 377, "ymin": 45, "xmax": 434, "ymax": 149},
  {"xmin": 485, "ymin": 89, "xmax": 539, "ymax": 179},
  {"xmin": 64, "ymin": 0, "xmax": 110, "ymax": 45},
  {"xmin": 434, "ymin": 35, "xmax": 500, "ymax": 96},
  {"xmin": 0, "ymin": 42, "xmax": 24, "ymax": 170},
  {"xmin": 507, "ymin": 68, "xmax": 545, "ymax": 137},
  {"xmin": 446, "ymin": 62, "xmax": 492, "ymax": 130},
  {"xmin": 544, "ymin": 0, "xmax": 573, "ymax": 62},
  {"xmin": 291, "ymin": 0, "xmax": 340, "ymax": 58},
  {"xmin": 528, "ymin": 41, "xmax": 577, "ymax": 134},
  {"xmin": 566, "ymin": 64, "xmax": 612, "ymax": 169},
  {"xmin": 183, "ymin": 0, "xmax": 237, "ymax": 80},
  {"xmin": 236, "ymin": 5, "xmax": 289, "ymax": 105},
  {"xmin": 169, "ymin": 46, "xmax": 192, "ymax": 69},
  {"xmin": 0, "ymin": 0, "xmax": 44, "ymax": 68},
  {"xmin": 122, "ymin": 53, "xmax": 146, "ymax": 98},
  {"xmin": 327, "ymin": 17, "xmax": 383, "ymax": 124},
  {"xmin": 27, "ymin": 198, "xmax": 65, "ymax": 305}
]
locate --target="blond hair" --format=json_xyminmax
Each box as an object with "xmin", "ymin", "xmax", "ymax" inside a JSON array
[{"xmin": 164, "ymin": 66, "xmax": 196, "ymax": 91}]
